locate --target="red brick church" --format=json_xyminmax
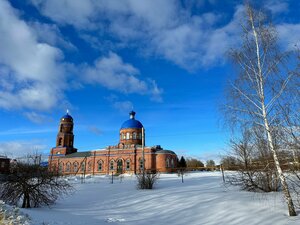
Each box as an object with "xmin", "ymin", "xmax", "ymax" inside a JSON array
[{"xmin": 49, "ymin": 111, "xmax": 177, "ymax": 175}]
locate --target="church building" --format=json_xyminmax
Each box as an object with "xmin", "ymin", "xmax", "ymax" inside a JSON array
[{"xmin": 49, "ymin": 111, "xmax": 177, "ymax": 175}]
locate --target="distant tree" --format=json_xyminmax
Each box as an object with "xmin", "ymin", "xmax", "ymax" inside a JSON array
[
  {"xmin": 220, "ymin": 156, "xmax": 238, "ymax": 170},
  {"xmin": 177, "ymin": 156, "xmax": 187, "ymax": 183},
  {"xmin": 0, "ymin": 161, "xmax": 73, "ymax": 208},
  {"xmin": 186, "ymin": 158, "xmax": 204, "ymax": 169},
  {"xmin": 178, "ymin": 156, "xmax": 187, "ymax": 168},
  {"xmin": 206, "ymin": 160, "xmax": 216, "ymax": 171}
]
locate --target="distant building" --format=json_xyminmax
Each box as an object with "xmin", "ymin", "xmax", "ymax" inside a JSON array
[
  {"xmin": 49, "ymin": 111, "xmax": 177, "ymax": 175},
  {"xmin": 0, "ymin": 155, "xmax": 10, "ymax": 174}
]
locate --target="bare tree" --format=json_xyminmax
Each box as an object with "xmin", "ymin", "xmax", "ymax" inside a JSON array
[
  {"xmin": 225, "ymin": 128, "xmax": 281, "ymax": 192},
  {"xmin": 206, "ymin": 160, "xmax": 216, "ymax": 171},
  {"xmin": 0, "ymin": 161, "xmax": 73, "ymax": 208},
  {"xmin": 224, "ymin": 4, "xmax": 299, "ymax": 216}
]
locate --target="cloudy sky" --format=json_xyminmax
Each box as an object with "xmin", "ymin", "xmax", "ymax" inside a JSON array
[{"xmin": 0, "ymin": 0, "xmax": 299, "ymax": 162}]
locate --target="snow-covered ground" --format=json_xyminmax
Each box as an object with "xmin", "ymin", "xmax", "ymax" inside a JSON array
[{"xmin": 21, "ymin": 172, "xmax": 300, "ymax": 225}]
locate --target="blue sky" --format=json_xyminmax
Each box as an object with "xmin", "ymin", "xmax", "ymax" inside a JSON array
[{"xmin": 0, "ymin": 0, "xmax": 299, "ymax": 162}]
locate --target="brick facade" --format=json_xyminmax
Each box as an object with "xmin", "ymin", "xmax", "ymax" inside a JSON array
[{"xmin": 49, "ymin": 112, "xmax": 177, "ymax": 175}]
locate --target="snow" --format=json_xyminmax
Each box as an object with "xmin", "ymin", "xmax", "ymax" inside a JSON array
[{"xmin": 21, "ymin": 172, "xmax": 300, "ymax": 225}]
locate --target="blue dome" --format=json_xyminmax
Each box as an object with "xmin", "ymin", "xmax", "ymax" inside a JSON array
[
  {"xmin": 121, "ymin": 119, "xmax": 143, "ymax": 129},
  {"xmin": 61, "ymin": 113, "xmax": 73, "ymax": 120}
]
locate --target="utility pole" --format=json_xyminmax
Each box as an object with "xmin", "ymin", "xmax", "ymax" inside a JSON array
[{"xmin": 142, "ymin": 127, "xmax": 145, "ymax": 180}]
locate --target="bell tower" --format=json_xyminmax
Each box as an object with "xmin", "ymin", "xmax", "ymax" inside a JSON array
[{"xmin": 51, "ymin": 111, "xmax": 77, "ymax": 156}]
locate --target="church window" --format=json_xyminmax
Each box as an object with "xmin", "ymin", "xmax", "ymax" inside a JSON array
[
  {"xmin": 60, "ymin": 125, "xmax": 63, "ymax": 132},
  {"xmin": 87, "ymin": 161, "xmax": 92, "ymax": 172},
  {"xmin": 97, "ymin": 161, "xmax": 103, "ymax": 171},
  {"xmin": 110, "ymin": 160, "xmax": 114, "ymax": 170},
  {"xmin": 126, "ymin": 159, "xmax": 130, "ymax": 170},
  {"xmin": 66, "ymin": 162, "xmax": 71, "ymax": 172},
  {"xmin": 171, "ymin": 158, "xmax": 175, "ymax": 168},
  {"xmin": 133, "ymin": 132, "xmax": 136, "ymax": 139},
  {"xmin": 166, "ymin": 158, "xmax": 170, "ymax": 168},
  {"xmin": 138, "ymin": 133, "xmax": 142, "ymax": 139},
  {"xmin": 126, "ymin": 132, "xmax": 130, "ymax": 140},
  {"xmin": 59, "ymin": 163, "xmax": 63, "ymax": 173},
  {"xmin": 81, "ymin": 162, "xmax": 85, "ymax": 172},
  {"xmin": 122, "ymin": 133, "xmax": 126, "ymax": 140},
  {"xmin": 73, "ymin": 162, "xmax": 79, "ymax": 172},
  {"xmin": 139, "ymin": 158, "xmax": 144, "ymax": 171}
]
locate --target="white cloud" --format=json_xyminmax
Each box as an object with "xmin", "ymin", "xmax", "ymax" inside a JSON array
[
  {"xmin": 264, "ymin": 0, "xmax": 289, "ymax": 14},
  {"xmin": 0, "ymin": 140, "xmax": 47, "ymax": 158},
  {"xmin": 29, "ymin": 0, "xmax": 242, "ymax": 70},
  {"xmin": 31, "ymin": 0, "xmax": 300, "ymax": 71},
  {"xmin": 113, "ymin": 101, "xmax": 133, "ymax": 113},
  {"xmin": 0, "ymin": 0, "xmax": 67, "ymax": 111},
  {"xmin": 30, "ymin": 22, "xmax": 76, "ymax": 50},
  {"xmin": 277, "ymin": 23, "xmax": 300, "ymax": 50},
  {"xmin": 82, "ymin": 52, "xmax": 163, "ymax": 99},
  {"xmin": 31, "ymin": 0, "xmax": 96, "ymax": 29},
  {"xmin": 88, "ymin": 126, "xmax": 103, "ymax": 135},
  {"xmin": 23, "ymin": 112, "xmax": 51, "ymax": 124}
]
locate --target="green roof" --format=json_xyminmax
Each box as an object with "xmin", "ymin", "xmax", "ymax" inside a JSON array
[{"xmin": 64, "ymin": 151, "xmax": 92, "ymax": 158}]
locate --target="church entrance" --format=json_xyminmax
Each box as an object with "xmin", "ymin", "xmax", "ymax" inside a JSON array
[{"xmin": 117, "ymin": 159, "xmax": 123, "ymax": 174}]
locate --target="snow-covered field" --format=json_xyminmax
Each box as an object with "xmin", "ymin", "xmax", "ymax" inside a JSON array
[{"xmin": 21, "ymin": 172, "xmax": 300, "ymax": 225}]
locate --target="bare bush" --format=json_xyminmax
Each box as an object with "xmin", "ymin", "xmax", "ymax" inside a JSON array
[{"xmin": 136, "ymin": 170, "xmax": 159, "ymax": 189}]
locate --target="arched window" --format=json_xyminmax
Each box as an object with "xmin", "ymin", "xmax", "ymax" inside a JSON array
[
  {"xmin": 110, "ymin": 160, "xmax": 114, "ymax": 170},
  {"xmin": 126, "ymin": 159, "xmax": 130, "ymax": 170},
  {"xmin": 73, "ymin": 162, "xmax": 79, "ymax": 172},
  {"xmin": 87, "ymin": 161, "xmax": 92, "ymax": 172},
  {"xmin": 139, "ymin": 158, "xmax": 144, "ymax": 171},
  {"xmin": 60, "ymin": 125, "xmax": 63, "ymax": 132},
  {"xmin": 58, "ymin": 163, "xmax": 63, "ymax": 173},
  {"xmin": 166, "ymin": 158, "xmax": 170, "ymax": 168},
  {"xmin": 126, "ymin": 132, "xmax": 130, "ymax": 140},
  {"xmin": 97, "ymin": 160, "xmax": 103, "ymax": 171},
  {"xmin": 81, "ymin": 162, "xmax": 85, "ymax": 172},
  {"xmin": 171, "ymin": 158, "xmax": 175, "ymax": 168},
  {"xmin": 138, "ymin": 133, "xmax": 142, "ymax": 140},
  {"xmin": 66, "ymin": 162, "xmax": 71, "ymax": 172},
  {"xmin": 132, "ymin": 132, "xmax": 137, "ymax": 140},
  {"xmin": 58, "ymin": 138, "xmax": 63, "ymax": 146}
]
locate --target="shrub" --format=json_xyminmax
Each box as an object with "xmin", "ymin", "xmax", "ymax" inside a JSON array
[{"xmin": 136, "ymin": 170, "xmax": 159, "ymax": 189}]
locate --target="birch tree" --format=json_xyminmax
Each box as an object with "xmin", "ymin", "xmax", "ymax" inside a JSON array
[{"xmin": 225, "ymin": 4, "xmax": 298, "ymax": 216}]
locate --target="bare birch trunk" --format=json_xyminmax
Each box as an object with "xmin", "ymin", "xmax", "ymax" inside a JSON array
[{"xmin": 249, "ymin": 7, "xmax": 297, "ymax": 216}]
